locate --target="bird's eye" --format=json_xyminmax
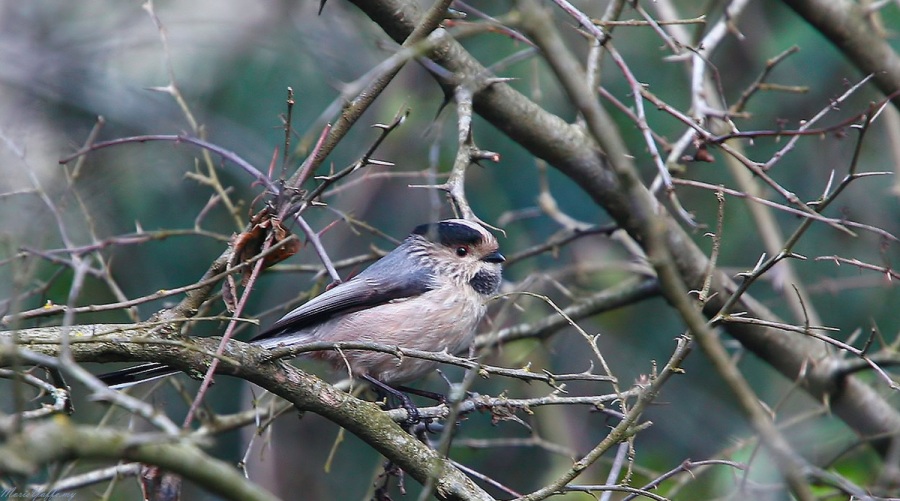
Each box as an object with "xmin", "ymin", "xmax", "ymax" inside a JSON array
[{"xmin": 455, "ymin": 246, "xmax": 468, "ymax": 257}]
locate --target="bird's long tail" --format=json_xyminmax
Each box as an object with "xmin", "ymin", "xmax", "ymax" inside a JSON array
[
  {"xmin": 97, "ymin": 363, "xmax": 180, "ymax": 389},
  {"xmin": 97, "ymin": 331, "xmax": 307, "ymax": 389}
]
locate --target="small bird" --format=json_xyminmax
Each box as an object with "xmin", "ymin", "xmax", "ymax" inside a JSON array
[{"xmin": 100, "ymin": 219, "xmax": 504, "ymax": 390}]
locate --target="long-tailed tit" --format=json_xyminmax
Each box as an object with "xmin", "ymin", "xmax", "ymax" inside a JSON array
[{"xmin": 100, "ymin": 219, "xmax": 504, "ymax": 389}]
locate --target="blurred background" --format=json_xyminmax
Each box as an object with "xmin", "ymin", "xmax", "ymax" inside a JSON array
[{"xmin": 1, "ymin": 0, "xmax": 899, "ymax": 499}]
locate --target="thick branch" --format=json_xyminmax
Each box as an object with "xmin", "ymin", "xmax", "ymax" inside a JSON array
[
  {"xmin": 1, "ymin": 326, "xmax": 492, "ymax": 501},
  {"xmin": 782, "ymin": 0, "xmax": 900, "ymax": 103},
  {"xmin": 0, "ymin": 419, "xmax": 278, "ymax": 501}
]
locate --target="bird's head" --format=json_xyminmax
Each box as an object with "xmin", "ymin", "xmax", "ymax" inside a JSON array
[{"xmin": 408, "ymin": 219, "xmax": 504, "ymax": 296}]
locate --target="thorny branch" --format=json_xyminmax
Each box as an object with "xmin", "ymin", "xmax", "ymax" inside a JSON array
[{"xmin": 3, "ymin": 0, "xmax": 900, "ymax": 499}]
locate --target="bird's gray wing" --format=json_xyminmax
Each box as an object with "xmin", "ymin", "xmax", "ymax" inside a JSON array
[{"xmin": 251, "ymin": 256, "xmax": 433, "ymax": 341}]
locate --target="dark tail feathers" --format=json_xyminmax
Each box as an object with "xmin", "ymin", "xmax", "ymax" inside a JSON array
[{"xmin": 98, "ymin": 363, "xmax": 180, "ymax": 389}]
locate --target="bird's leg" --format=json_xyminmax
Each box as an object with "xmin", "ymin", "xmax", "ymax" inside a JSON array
[
  {"xmin": 362, "ymin": 375, "xmax": 421, "ymax": 427},
  {"xmin": 394, "ymin": 385, "xmax": 446, "ymax": 404},
  {"xmin": 373, "ymin": 460, "xmax": 405, "ymax": 500},
  {"xmin": 390, "ymin": 385, "xmax": 451, "ymax": 436}
]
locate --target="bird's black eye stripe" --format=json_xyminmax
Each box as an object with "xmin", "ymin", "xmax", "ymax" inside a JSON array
[{"xmin": 412, "ymin": 221, "xmax": 484, "ymax": 248}]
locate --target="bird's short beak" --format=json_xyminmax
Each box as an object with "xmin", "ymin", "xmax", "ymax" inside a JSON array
[{"xmin": 483, "ymin": 251, "xmax": 505, "ymax": 263}]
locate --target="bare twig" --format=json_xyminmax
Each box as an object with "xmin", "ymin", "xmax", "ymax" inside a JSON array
[{"xmin": 59, "ymin": 134, "xmax": 277, "ymax": 193}]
